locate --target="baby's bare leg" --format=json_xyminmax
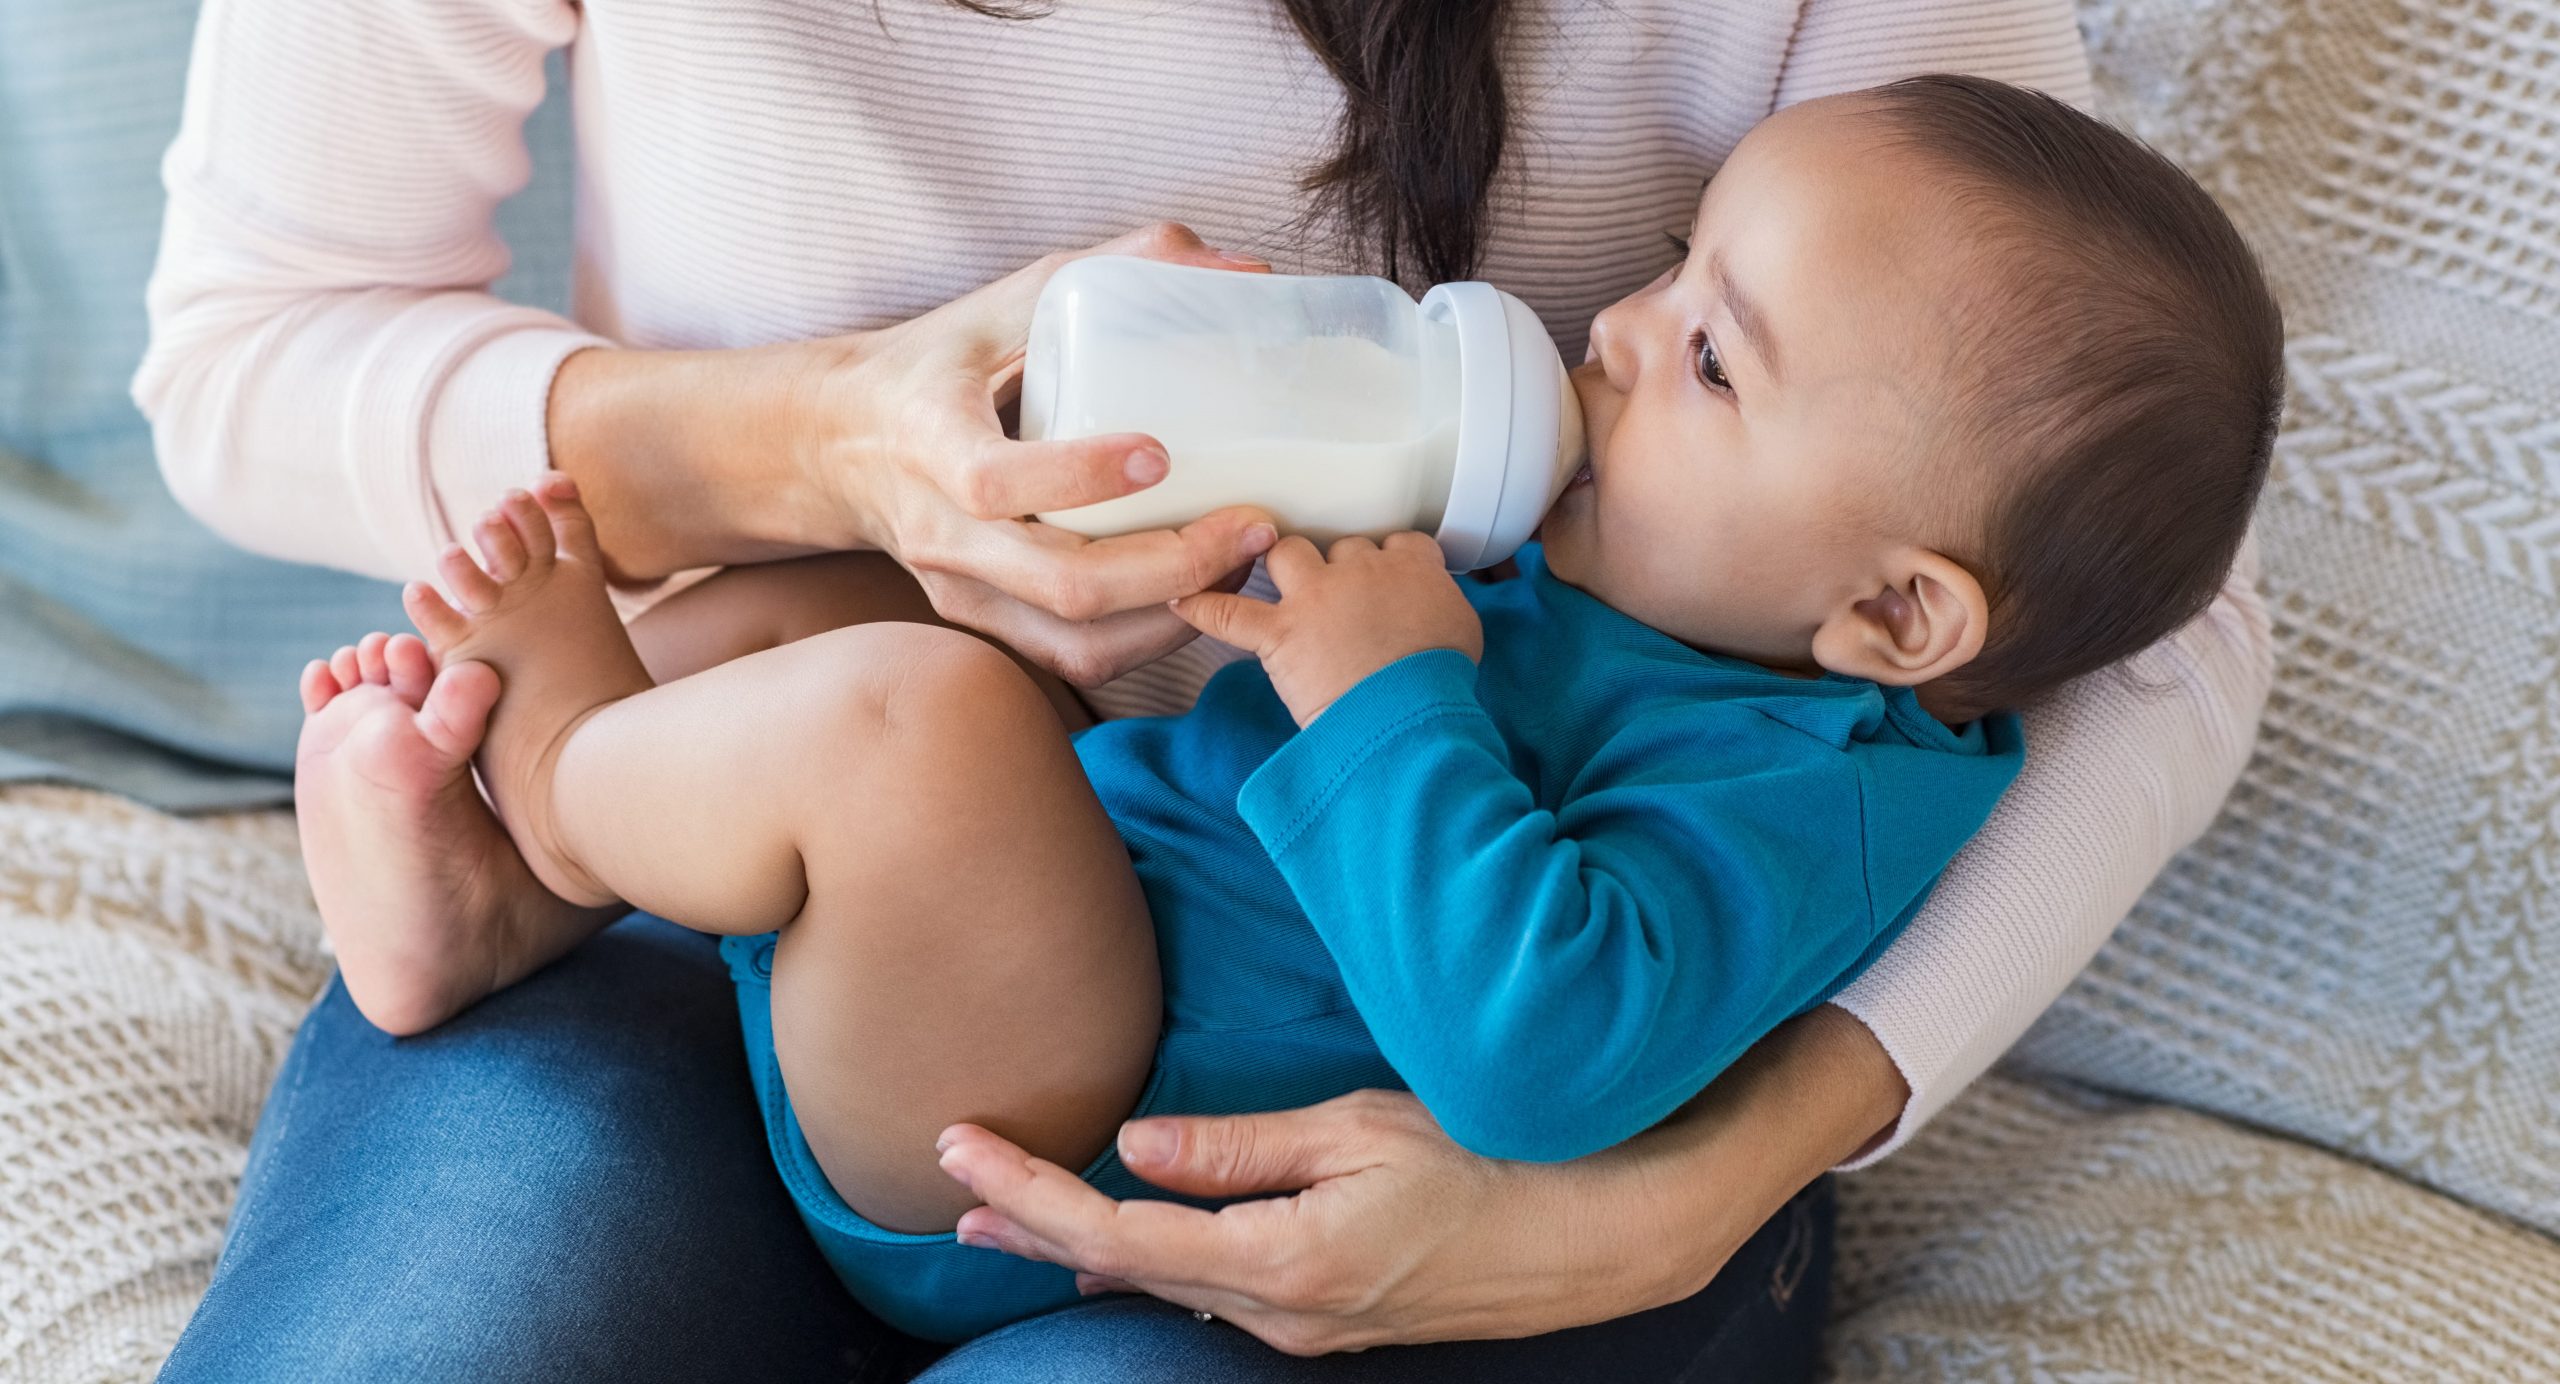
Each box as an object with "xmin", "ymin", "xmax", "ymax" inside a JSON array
[
  {"xmin": 559, "ymin": 628, "xmax": 1154, "ymax": 1230},
  {"xmin": 411, "ymin": 487, "xmax": 1157, "ymax": 1235},
  {"xmin": 296, "ymin": 528, "xmax": 1083, "ymax": 1037},
  {"xmin": 626, "ymin": 551, "xmax": 1092, "ymax": 728}
]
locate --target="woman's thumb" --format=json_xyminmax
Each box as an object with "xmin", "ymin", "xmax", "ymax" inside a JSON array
[{"xmin": 1115, "ymin": 1104, "xmax": 1359, "ymax": 1198}]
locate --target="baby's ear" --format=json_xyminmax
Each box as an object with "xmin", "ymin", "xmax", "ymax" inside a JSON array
[{"xmin": 1809, "ymin": 548, "xmax": 1988, "ymax": 688}]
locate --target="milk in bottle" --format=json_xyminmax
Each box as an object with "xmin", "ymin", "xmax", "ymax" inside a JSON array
[{"xmin": 1018, "ymin": 256, "xmax": 1583, "ymax": 571}]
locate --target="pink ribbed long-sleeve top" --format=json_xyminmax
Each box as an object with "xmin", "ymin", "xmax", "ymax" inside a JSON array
[{"xmin": 133, "ymin": 0, "xmax": 2272, "ymax": 1164}]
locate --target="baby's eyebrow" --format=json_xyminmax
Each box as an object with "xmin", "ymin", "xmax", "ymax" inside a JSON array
[{"xmin": 1711, "ymin": 252, "xmax": 1783, "ymax": 386}]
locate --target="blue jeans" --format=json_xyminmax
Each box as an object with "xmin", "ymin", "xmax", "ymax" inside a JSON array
[{"xmin": 160, "ymin": 916, "xmax": 1833, "ymax": 1382}]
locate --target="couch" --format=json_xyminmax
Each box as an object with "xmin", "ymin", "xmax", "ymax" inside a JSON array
[{"xmin": 2, "ymin": 0, "xmax": 2554, "ymax": 1378}]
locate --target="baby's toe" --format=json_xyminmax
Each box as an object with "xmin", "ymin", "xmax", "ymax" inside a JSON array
[
  {"xmin": 300, "ymin": 659, "xmax": 343, "ymax": 715},
  {"xmin": 329, "ymin": 645, "xmax": 362, "ymax": 689},
  {"xmin": 356, "ymin": 631, "xmax": 393, "ymax": 686},
  {"xmin": 404, "ymin": 581, "xmax": 470, "ymax": 649},
  {"xmin": 413, "ymin": 660, "xmax": 500, "ymax": 760},
  {"xmin": 500, "ymin": 489, "xmax": 555, "ymax": 570},
  {"xmin": 476, "ymin": 510, "xmax": 529, "ymax": 583},
  {"xmin": 384, "ymin": 633, "xmax": 438, "ymax": 706},
  {"xmin": 534, "ymin": 475, "xmax": 604, "ymax": 567},
  {"xmin": 436, "ymin": 543, "xmax": 502, "ymax": 614}
]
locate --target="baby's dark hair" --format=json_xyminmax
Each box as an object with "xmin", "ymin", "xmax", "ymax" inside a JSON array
[{"xmin": 1864, "ymin": 74, "xmax": 2283, "ymax": 716}]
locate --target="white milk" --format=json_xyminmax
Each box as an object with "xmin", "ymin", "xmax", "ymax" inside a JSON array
[
  {"xmin": 1035, "ymin": 332, "xmax": 1460, "ymax": 544},
  {"xmin": 1020, "ymin": 256, "xmax": 1581, "ymax": 570}
]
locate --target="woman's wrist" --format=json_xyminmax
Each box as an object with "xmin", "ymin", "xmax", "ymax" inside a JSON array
[
  {"xmin": 1584, "ymin": 1004, "xmax": 1909, "ymax": 1307},
  {"xmin": 547, "ymin": 337, "xmax": 872, "ymax": 581}
]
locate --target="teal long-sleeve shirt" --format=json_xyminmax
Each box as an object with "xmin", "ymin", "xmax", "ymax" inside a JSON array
[{"xmin": 1076, "ymin": 545, "xmax": 2024, "ymax": 1164}]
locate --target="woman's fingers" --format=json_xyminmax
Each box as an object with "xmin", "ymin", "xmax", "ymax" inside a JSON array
[
  {"xmin": 935, "ymin": 429, "xmax": 1172, "ymax": 522},
  {"xmin": 834, "ymin": 224, "xmax": 1284, "ymax": 681},
  {"xmin": 936, "ymin": 1101, "xmax": 1457, "ymax": 1358},
  {"xmin": 938, "ymin": 1127, "xmax": 1251, "ymax": 1283},
  {"xmin": 943, "ymin": 222, "xmax": 1269, "ymax": 368},
  {"xmin": 914, "ymin": 570, "xmax": 1203, "ymax": 688},
  {"xmin": 922, "ymin": 509, "xmax": 1276, "ymax": 627},
  {"xmin": 1085, "ymin": 221, "xmax": 1272, "ymax": 278},
  {"xmin": 938, "ymin": 1131, "xmax": 1347, "ymax": 1349},
  {"xmin": 1106, "ymin": 1095, "xmax": 1404, "ymax": 1199}
]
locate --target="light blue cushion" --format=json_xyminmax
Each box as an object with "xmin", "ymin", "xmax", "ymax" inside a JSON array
[{"xmin": 0, "ymin": 0, "xmax": 574, "ymax": 809}]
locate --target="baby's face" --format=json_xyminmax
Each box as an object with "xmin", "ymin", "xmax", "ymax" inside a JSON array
[{"xmin": 1540, "ymin": 95, "xmax": 1989, "ymax": 681}]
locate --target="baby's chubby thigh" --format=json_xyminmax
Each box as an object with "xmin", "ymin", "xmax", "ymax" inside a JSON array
[{"xmin": 718, "ymin": 622, "xmax": 1161, "ymax": 1237}]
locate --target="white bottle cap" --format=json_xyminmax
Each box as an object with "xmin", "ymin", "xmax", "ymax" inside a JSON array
[{"xmin": 1418, "ymin": 282, "xmax": 1587, "ymax": 571}]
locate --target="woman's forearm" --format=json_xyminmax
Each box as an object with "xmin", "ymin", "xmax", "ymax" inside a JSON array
[
  {"xmin": 1827, "ymin": 546, "xmax": 2270, "ymax": 1163},
  {"xmin": 1584, "ymin": 1004, "xmax": 1906, "ymax": 1306},
  {"xmin": 546, "ymin": 339, "xmax": 868, "ymax": 582}
]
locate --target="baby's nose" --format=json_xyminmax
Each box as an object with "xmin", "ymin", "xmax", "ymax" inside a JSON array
[{"xmin": 1583, "ymin": 310, "xmax": 1638, "ymax": 388}]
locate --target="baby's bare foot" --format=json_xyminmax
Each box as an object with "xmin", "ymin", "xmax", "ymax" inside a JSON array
[
  {"xmin": 405, "ymin": 475, "xmax": 654, "ymax": 910},
  {"xmin": 294, "ymin": 631, "xmax": 609, "ymax": 1035}
]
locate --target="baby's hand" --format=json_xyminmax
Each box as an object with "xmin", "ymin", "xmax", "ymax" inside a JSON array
[{"xmin": 1172, "ymin": 533, "xmax": 1484, "ymax": 726}]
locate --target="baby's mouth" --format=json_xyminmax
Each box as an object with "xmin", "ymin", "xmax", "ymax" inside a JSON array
[{"xmin": 1537, "ymin": 460, "xmax": 1594, "ymax": 542}]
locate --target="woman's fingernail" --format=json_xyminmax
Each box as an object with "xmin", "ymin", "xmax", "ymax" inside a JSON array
[
  {"xmin": 939, "ymin": 1152, "xmax": 977, "ymax": 1192},
  {"xmin": 1125, "ymin": 447, "xmax": 1169, "ymax": 486},
  {"xmin": 1243, "ymin": 523, "xmax": 1278, "ymax": 555},
  {"xmin": 1217, "ymin": 250, "xmax": 1271, "ymax": 268},
  {"xmin": 957, "ymin": 1230, "xmax": 995, "ymax": 1250},
  {"xmin": 1119, "ymin": 1119, "xmax": 1177, "ymax": 1167}
]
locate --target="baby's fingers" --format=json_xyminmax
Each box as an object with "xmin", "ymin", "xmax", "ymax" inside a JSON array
[
  {"xmin": 1380, "ymin": 531, "xmax": 1443, "ymax": 561},
  {"xmin": 1263, "ymin": 535, "xmax": 1326, "ymax": 590},
  {"xmin": 1169, "ymin": 590, "xmax": 1281, "ymax": 654}
]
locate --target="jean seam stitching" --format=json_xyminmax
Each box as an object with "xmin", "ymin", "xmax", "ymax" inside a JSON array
[
  {"xmin": 158, "ymin": 982, "xmax": 329, "ymax": 1374},
  {"xmin": 1668, "ymin": 1183, "xmax": 1825, "ymax": 1384},
  {"xmin": 1769, "ymin": 1196, "xmax": 1815, "ymax": 1309},
  {"xmin": 219, "ymin": 981, "xmax": 323, "ymax": 1259}
]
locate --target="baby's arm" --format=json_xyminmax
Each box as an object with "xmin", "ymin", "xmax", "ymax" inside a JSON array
[
  {"xmin": 1235, "ymin": 662, "xmax": 1889, "ymax": 1163},
  {"xmin": 1174, "ymin": 538, "xmax": 1869, "ymax": 1161}
]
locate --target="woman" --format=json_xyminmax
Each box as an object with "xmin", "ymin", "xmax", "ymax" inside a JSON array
[{"xmin": 135, "ymin": 0, "xmax": 2270, "ymax": 1377}]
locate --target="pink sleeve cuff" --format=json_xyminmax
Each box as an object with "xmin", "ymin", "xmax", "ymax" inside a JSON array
[{"xmin": 421, "ymin": 320, "xmax": 612, "ymax": 559}]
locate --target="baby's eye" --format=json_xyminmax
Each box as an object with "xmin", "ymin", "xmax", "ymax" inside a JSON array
[{"xmin": 1691, "ymin": 330, "xmax": 1732, "ymax": 392}]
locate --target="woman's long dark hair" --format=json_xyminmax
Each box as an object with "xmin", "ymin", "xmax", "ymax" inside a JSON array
[{"xmin": 939, "ymin": 0, "xmax": 1512, "ymax": 289}]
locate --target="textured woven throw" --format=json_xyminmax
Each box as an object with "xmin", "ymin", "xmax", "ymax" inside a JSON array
[
  {"xmin": 0, "ymin": 788, "xmax": 327, "ymax": 1380},
  {"xmin": 1995, "ymin": 0, "xmax": 2560, "ymax": 1237},
  {"xmin": 3, "ymin": 0, "xmax": 2557, "ymax": 1380},
  {"xmin": 1827, "ymin": 0, "xmax": 2560, "ymax": 1374}
]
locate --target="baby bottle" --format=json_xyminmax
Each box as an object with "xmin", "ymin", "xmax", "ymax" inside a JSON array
[{"xmin": 1018, "ymin": 256, "xmax": 1586, "ymax": 571}]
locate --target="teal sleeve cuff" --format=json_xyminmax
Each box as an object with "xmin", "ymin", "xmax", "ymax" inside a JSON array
[{"xmin": 1237, "ymin": 648, "xmax": 1487, "ymax": 859}]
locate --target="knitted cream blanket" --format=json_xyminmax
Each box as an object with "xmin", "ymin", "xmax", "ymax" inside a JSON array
[{"xmin": 4, "ymin": 0, "xmax": 2557, "ymax": 1378}]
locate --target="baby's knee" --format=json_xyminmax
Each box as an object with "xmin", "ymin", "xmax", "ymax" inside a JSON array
[
  {"xmin": 798, "ymin": 624, "xmax": 1043, "ymax": 748},
  {"xmin": 878, "ymin": 625, "xmax": 1041, "ymax": 730}
]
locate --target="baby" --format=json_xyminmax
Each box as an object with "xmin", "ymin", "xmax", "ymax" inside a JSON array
[{"xmin": 292, "ymin": 75, "xmax": 2279, "ymax": 1340}]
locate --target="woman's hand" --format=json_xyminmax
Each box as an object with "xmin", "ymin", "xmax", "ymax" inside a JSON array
[
  {"xmin": 934, "ymin": 1005, "xmax": 1909, "ymax": 1356},
  {"xmin": 805, "ymin": 222, "xmax": 1284, "ymax": 685},
  {"xmin": 548, "ymin": 222, "xmax": 1280, "ymax": 687}
]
